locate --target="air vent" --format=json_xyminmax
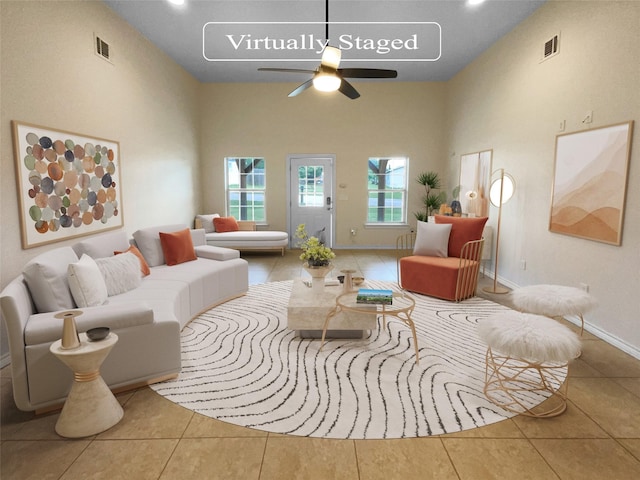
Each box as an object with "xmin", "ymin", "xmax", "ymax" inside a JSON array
[
  {"xmin": 541, "ymin": 33, "xmax": 560, "ymax": 62},
  {"xmin": 94, "ymin": 34, "xmax": 112, "ymax": 63}
]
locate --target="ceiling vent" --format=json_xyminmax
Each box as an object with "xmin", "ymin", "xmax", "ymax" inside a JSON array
[
  {"xmin": 94, "ymin": 34, "xmax": 112, "ymax": 63},
  {"xmin": 541, "ymin": 33, "xmax": 560, "ymax": 62}
]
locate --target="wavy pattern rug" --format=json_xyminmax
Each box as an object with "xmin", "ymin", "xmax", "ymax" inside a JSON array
[{"xmin": 151, "ymin": 280, "xmax": 562, "ymax": 439}]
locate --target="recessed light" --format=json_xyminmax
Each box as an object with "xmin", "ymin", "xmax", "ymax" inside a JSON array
[
  {"xmin": 167, "ymin": 0, "xmax": 185, "ymax": 6},
  {"xmin": 468, "ymin": 0, "xmax": 486, "ymax": 5}
]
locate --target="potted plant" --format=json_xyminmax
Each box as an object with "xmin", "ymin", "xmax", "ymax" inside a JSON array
[
  {"xmin": 414, "ymin": 171, "xmax": 447, "ymax": 222},
  {"xmin": 295, "ymin": 224, "xmax": 335, "ymax": 267}
]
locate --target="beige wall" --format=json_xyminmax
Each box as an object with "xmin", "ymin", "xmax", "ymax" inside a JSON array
[
  {"xmin": 198, "ymin": 81, "xmax": 448, "ymax": 247},
  {"xmin": 447, "ymin": 1, "xmax": 640, "ymax": 354},
  {"xmin": 0, "ymin": 0, "xmax": 200, "ymax": 361}
]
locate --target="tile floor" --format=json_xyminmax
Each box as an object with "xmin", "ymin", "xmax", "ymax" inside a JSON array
[{"xmin": 2, "ymin": 249, "xmax": 640, "ymax": 479}]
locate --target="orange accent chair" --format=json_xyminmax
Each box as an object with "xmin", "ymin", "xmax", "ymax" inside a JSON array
[{"xmin": 397, "ymin": 216, "xmax": 488, "ymax": 302}]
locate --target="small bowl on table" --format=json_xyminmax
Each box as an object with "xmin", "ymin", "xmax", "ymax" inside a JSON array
[
  {"xmin": 86, "ymin": 327, "xmax": 110, "ymax": 342},
  {"xmin": 352, "ymin": 276, "xmax": 365, "ymax": 286}
]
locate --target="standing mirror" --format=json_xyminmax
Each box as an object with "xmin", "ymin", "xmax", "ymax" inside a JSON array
[{"xmin": 459, "ymin": 150, "xmax": 493, "ymax": 217}]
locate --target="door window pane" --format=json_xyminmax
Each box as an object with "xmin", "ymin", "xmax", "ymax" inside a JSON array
[{"xmin": 297, "ymin": 165, "xmax": 324, "ymax": 207}]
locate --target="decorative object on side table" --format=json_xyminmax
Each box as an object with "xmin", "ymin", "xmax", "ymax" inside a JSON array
[
  {"xmin": 296, "ymin": 223, "xmax": 335, "ymax": 291},
  {"xmin": 55, "ymin": 310, "xmax": 82, "ymax": 350},
  {"xmin": 87, "ymin": 327, "xmax": 110, "ymax": 341},
  {"xmin": 340, "ymin": 269, "xmax": 356, "ymax": 292}
]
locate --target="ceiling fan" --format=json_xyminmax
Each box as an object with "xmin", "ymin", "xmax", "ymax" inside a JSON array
[{"xmin": 257, "ymin": 0, "xmax": 398, "ymax": 99}]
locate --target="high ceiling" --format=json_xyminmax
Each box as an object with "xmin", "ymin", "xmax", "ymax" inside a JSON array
[{"xmin": 103, "ymin": 0, "xmax": 546, "ymax": 83}]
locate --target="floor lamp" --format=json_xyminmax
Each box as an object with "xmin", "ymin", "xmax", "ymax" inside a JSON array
[{"xmin": 483, "ymin": 169, "xmax": 515, "ymax": 294}]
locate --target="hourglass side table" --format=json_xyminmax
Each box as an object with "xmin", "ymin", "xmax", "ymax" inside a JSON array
[{"xmin": 49, "ymin": 332, "xmax": 124, "ymax": 438}]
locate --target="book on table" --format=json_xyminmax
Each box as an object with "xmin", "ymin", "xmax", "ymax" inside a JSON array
[{"xmin": 356, "ymin": 288, "xmax": 393, "ymax": 305}]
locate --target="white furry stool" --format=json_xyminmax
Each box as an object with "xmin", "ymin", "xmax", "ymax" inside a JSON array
[
  {"xmin": 512, "ymin": 284, "xmax": 596, "ymax": 336},
  {"xmin": 477, "ymin": 311, "xmax": 581, "ymax": 417}
]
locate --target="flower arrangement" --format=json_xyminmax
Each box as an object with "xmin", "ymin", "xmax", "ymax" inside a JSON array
[{"xmin": 295, "ymin": 224, "xmax": 335, "ymax": 267}]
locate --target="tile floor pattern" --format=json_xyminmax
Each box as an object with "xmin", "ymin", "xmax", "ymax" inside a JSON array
[{"xmin": 2, "ymin": 249, "xmax": 640, "ymax": 479}]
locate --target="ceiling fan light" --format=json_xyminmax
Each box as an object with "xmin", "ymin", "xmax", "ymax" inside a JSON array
[
  {"xmin": 313, "ymin": 73, "xmax": 341, "ymax": 92},
  {"xmin": 321, "ymin": 46, "xmax": 342, "ymax": 69}
]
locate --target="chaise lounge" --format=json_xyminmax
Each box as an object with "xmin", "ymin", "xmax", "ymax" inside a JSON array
[{"xmin": 195, "ymin": 214, "xmax": 289, "ymax": 255}]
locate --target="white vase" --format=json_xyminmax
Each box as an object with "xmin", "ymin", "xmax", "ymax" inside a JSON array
[
  {"xmin": 303, "ymin": 264, "xmax": 333, "ymax": 292},
  {"xmin": 55, "ymin": 310, "xmax": 82, "ymax": 350}
]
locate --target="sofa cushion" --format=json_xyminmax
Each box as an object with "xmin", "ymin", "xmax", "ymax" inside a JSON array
[
  {"xmin": 132, "ymin": 224, "xmax": 188, "ymax": 267},
  {"xmin": 213, "ymin": 216, "xmax": 239, "ymax": 233},
  {"xmin": 160, "ymin": 228, "xmax": 197, "ymax": 266},
  {"xmin": 196, "ymin": 214, "xmax": 220, "ymax": 233},
  {"xmin": 413, "ymin": 221, "xmax": 451, "ymax": 257},
  {"xmin": 25, "ymin": 302, "xmax": 154, "ymax": 346},
  {"xmin": 95, "ymin": 252, "xmax": 141, "ymax": 296},
  {"xmin": 115, "ymin": 245, "xmax": 150, "ymax": 277},
  {"xmin": 67, "ymin": 254, "xmax": 108, "ymax": 307},
  {"xmin": 73, "ymin": 230, "xmax": 130, "ymax": 259},
  {"xmin": 435, "ymin": 215, "xmax": 488, "ymax": 258},
  {"xmin": 23, "ymin": 246, "xmax": 78, "ymax": 313}
]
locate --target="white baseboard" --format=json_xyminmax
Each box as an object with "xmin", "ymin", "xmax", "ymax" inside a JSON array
[{"xmin": 581, "ymin": 322, "xmax": 640, "ymax": 360}]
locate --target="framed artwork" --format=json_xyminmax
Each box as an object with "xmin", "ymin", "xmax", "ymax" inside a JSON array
[
  {"xmin": 549, "ymin": 121, "xmax": 633, "ymax": 245},
  {"xmin": 12, "ymin": 121, "xmax": 123, "ymax": 249},
  {"xmin": 459, "ymin": 149, "xmax": 492, "ymax": 217}
]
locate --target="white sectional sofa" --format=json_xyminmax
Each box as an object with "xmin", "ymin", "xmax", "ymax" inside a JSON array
[
  {"xmin": 0, "ymin": 224, "xmax": 248, "ymax": 412},
  {"xmin": 195, "ymin": 214, "xmax": 288, "ymax": 255}
]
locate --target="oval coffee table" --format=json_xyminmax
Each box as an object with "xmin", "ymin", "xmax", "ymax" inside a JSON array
[{"xmin": 320, "ymin": 291, "xmax": 419, "ymax": 364}]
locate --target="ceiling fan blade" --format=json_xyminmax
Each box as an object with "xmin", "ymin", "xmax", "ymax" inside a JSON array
[
  {"xmin": 338, "ymin": 68, "xmax": 398, "ymax": 78},
  {"xmin": 258, "ymin": 67, "xmax": 316, "ymax": 74},
  {"xmin": 288, "ymin": 79, "xmax": 314, "ymax": 97},
  {"xmin": 338, "ymin": 79, "xmax": 360, "ymax": 99}
]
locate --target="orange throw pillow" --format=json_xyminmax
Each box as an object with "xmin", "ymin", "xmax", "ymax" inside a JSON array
[
  {"xmin": 159, "ymin": 229, "xmax": 197, "ymax": 266},
  {"xmin": 114, "ymin": 245, "xmax": 151, "ymax": 277},
  {"xmin": 435, "ymin": 215, "xmax": 488, "ymax": 257},
  {"xmin": 213, "ymin": 216, "xmax": 239, "ymax": 233}
]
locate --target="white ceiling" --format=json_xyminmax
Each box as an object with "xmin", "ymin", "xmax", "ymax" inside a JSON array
[{"xmin": 103, "ymin": 0, "xmax": 546, "ymax": 83}]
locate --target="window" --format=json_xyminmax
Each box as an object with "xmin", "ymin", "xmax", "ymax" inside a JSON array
[
  {"xmin": 367, "ymin": 157, "xmax": 408, "ymax": 224},
  {"xmin": 225, "ymin": 157, "xmax": 266, "ymax": 221}
]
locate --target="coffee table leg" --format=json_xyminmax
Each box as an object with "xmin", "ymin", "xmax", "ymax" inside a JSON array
[
  {"xmin": 320, "ymin": 306, "xmax": 339, "ymax": 350},
  {"xmin": 396, "ymin": 314, "xmax": 420, "ymax": 364}
]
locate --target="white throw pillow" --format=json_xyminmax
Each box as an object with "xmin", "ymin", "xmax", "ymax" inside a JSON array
[
  {"xmin": 95, "ymin": 252, "xmax": 142, "ymax": 296},
  {"xmin": 413, "ymin": 221, "xmax": 452, "ymax": 257},
  {"xmin": 23, "ymin": 246, "xmax": 79, "ymax": 313},
  {"xmin": 196, "ymin": 214, "xmax": 220, "ymax": 233},
  {"xmin": 68, "ymin": 254, "xmax": 108, "ymax": 307}
]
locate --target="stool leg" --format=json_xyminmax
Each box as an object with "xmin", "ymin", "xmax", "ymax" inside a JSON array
[{"xmin": 483, "ymin": 348, "xmax": 569, "ymax": 418}]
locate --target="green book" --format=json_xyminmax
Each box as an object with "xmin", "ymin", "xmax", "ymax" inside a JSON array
[{"xmin": 356, "ymin": 288, "xmax": 393, "ymax": 305}]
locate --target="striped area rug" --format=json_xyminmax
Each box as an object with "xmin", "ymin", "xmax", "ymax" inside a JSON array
[{"xmin": 150, "ymin": 280, "xmax": 559, "ymax": 439}]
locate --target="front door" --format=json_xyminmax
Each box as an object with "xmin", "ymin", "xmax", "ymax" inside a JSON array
[{"xmin": 287, "ymin": 155, "xmax": 335, "ymax": 248}]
